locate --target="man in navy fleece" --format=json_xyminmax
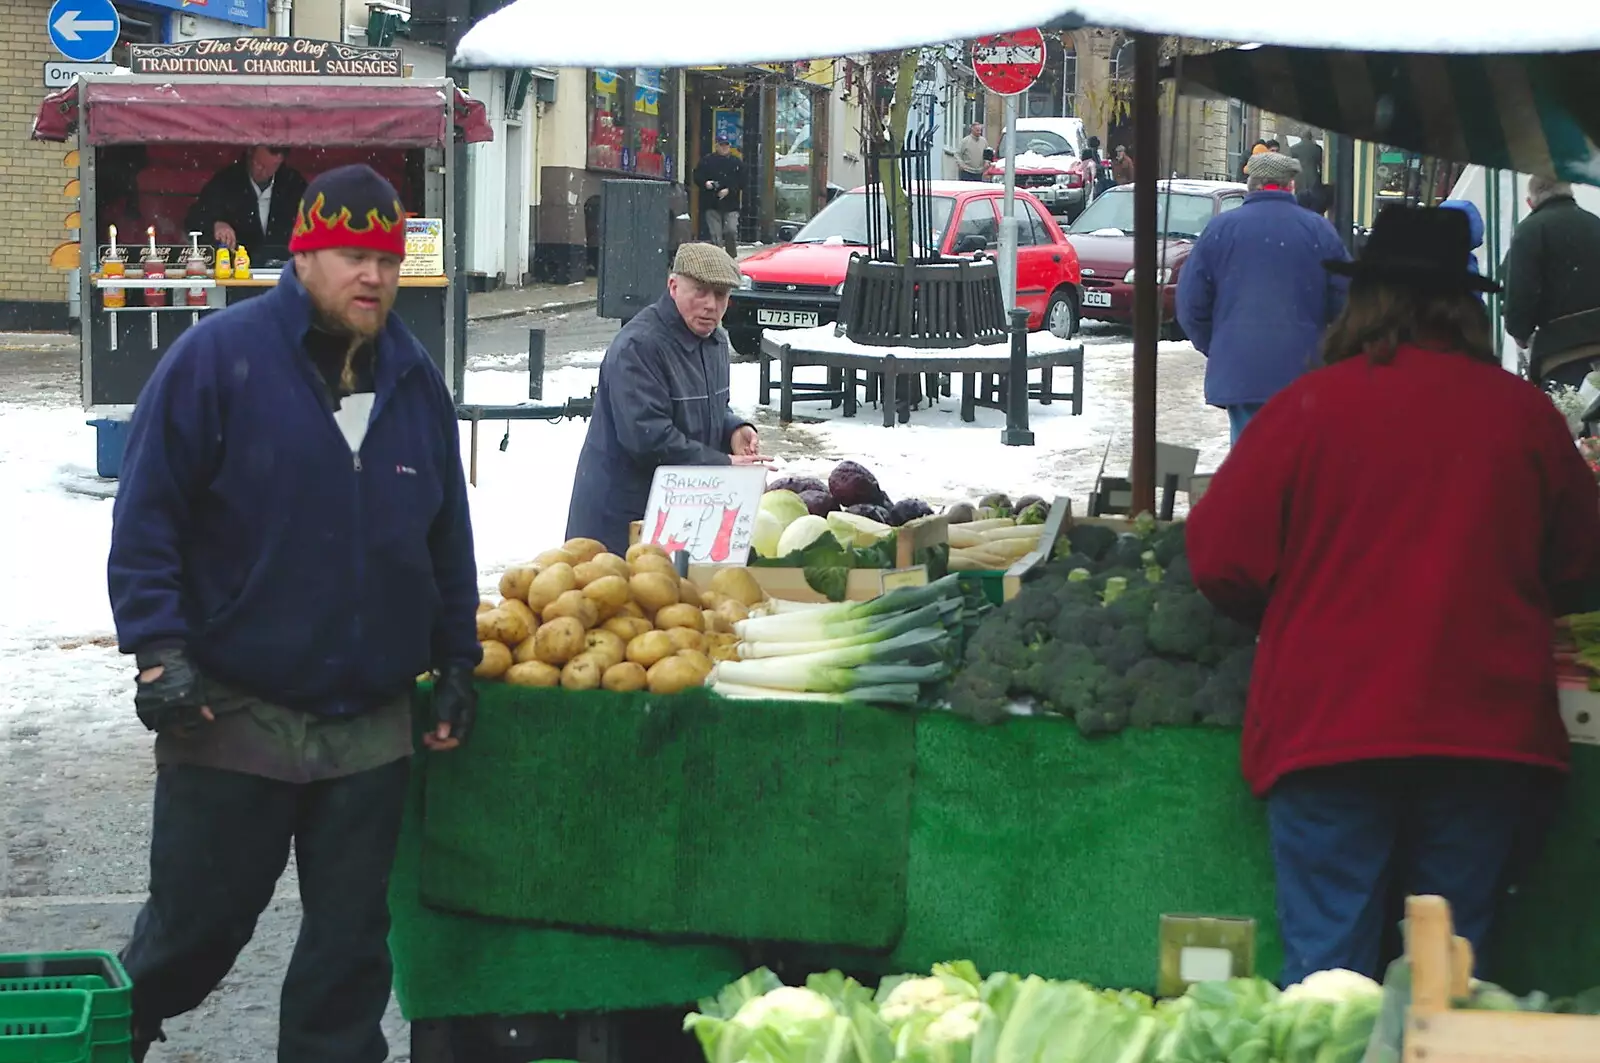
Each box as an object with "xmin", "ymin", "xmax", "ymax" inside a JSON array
[
  {"xmin": 1176, "ymin": 152, "xmax": 1350, "ymax": 444},
  {"xmin": 108, "ymin": 164, "xmax": 480, "ymax": 1063}
]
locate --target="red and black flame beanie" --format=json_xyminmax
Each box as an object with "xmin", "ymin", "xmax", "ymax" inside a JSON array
[{"xmin": 289, "ymin": 164, "xmax": 407, "ymax": 258}]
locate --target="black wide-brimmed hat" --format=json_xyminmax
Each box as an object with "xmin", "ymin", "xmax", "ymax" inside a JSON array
[{"xmin": 1325, "ymin": 205, "xmax": 1500, "ymax": 293}]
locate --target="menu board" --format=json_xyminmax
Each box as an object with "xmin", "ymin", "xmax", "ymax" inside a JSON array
[
  {"xmin": 641, "ymin": 466, "xmax": 769, "ymax": 565},
  {"xmin": 401, "ymin": 218, "xmax": 444, "ymax": 277}
]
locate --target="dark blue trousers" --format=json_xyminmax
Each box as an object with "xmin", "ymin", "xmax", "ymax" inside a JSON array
[{"xmin": 1266, "ymin": 757, "xmax": 1562, "ymax": 986}]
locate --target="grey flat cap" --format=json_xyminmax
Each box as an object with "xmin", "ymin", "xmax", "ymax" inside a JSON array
[
  {"xmin": 1248, "ymin": 152, "xmax": 1302, "ymax": 185},
  {"xmin": 671, "ymin": 242, "xmax": 743, "ymax": 289}
]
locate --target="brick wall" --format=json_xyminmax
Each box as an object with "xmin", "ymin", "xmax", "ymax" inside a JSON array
[{"xmin": 0, "ymin": 0, "xmax": 74, "ymax": 325}]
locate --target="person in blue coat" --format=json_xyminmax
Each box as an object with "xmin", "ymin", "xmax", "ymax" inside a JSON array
[
  {"xmin": 566, "ymin": 242, "xmax": 769, "ymax": 554},
  {"xmin": 1440, "ymin": 198, "xmax": 1487, "ymax": 304},
  {"xmin": 1177, "ymin": 153, "xmax": 1351, "ymax": 443},
  {"xmin": 108, "ymin": 165, "xmax": 480, "ymax": 1063}
]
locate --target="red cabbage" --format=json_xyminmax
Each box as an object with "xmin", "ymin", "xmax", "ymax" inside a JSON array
[
  {"xmin": 769, "ymin": 475, "xmax": 828, "ymax": 496},
  {"xmin": 798, "ymin": 489, "xmax": 839, "ymax": 517},
  {"xmin": 887, "ymin": 498, "xmax": 934, "ymax": 526},
  {"xmin": 844, "ymin": 503, "xmax": 891, "ymax": 525},
  {"xmin": 828, "ymin": 460, "xmax": 890, "ymax": 508}
]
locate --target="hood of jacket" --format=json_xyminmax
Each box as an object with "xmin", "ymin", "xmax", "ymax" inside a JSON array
[{"xmin": 1440, "ymin": 198, "xmax": 1485, "ymax": 250}]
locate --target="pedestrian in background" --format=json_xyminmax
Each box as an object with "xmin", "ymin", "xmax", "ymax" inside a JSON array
[
  {"xmin": 956, "ymin": 123, "xmax": 990, "ymax": 182},
  {"xmin": 109, "ymin": 164, "xmax": 480, "ymax": 1063},
  {"xmin": 1111, "ymin": 145, "xmax": 1135, "ymax": 185},
  {"xmin": 693, "ymin": 136, "xmax": 745, "ymax": 258},
  {"xmin": 1289, "ymin": 126, "xmax": 1329, "ymax": 214},
  {"xmin": 1187, "ymin": 205, "xmax": 1597, "ymax": 985},
  {"xmin": 1502, "ymin": 175, "xmax": 1600, "ymax": 388},
  {"xmin": 1176, "ymin": 153, "xmax": 1350, "ymax": 443}
]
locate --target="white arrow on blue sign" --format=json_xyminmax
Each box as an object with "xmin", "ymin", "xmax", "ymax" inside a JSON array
[{"xmin": 48, "ymin": 0, "xmax": 120, "ymax": 63}]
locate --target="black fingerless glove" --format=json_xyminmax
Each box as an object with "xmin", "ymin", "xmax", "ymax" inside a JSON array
[
  {"xmin": 431, "ymin": 664, "xmax": 478, "ymax": 745},
  {"xmin": 133, "ymin": 647, "xmax": 209, "ymax": 736}
]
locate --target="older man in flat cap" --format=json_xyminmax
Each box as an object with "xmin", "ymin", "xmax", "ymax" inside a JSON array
[
  {"xmin": 567, "ymin": 242, "xmax": 769, "ymax": 552},
  {"xmin": 1177, "ymin": 152, "xmax": 1351, "ymax": 444}
]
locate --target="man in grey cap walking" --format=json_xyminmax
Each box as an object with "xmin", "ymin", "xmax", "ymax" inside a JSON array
[
  {"xmin": 566, "ymin": 242, "xmax": 770, "ymax": 553},
  {"xmin": 1177, "ymin": 152, "xmax": 1351, "ymax": 444}
]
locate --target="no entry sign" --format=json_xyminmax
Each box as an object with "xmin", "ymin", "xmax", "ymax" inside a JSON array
[{"xmin": 971, "ymin": 29, "xmax": 1046, "ymax": 96}]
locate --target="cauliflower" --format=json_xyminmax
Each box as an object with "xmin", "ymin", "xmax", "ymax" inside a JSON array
[
  {"xmin": 1280, "ymin": 968, "xmax": 1382, "ymax": 1004},
  {"xmin": 731, "ymin": 986, "xmax": 837, "ymax": 1028},
  {"xmin": 879, "ymin": 976, "xmax": 963, "ymax": 1026},
  {"xmin": 923, "ymin": 998, "xmax": 985, "ymax": 1043}
]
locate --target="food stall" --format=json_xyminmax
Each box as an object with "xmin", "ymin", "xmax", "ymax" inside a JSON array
[{"xmin": 29, "ymin": 39, "xmax": 491, "ymax": 471}]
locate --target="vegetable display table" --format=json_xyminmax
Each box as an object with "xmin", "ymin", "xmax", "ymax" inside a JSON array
[
  {"xmin": 389, "ymin": 686, "xmax": 1600, "ymax": 1027},
  {"xmin": 758, "ymin": 325, "xmax": 1085, "ymax": 427}
]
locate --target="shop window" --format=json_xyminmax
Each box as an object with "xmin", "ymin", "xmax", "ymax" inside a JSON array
[
  {"xmin": 588, "ymin": 68, "xmax": 678, "ymax": 179},
  {"xmin": 773, "ymin": 84, "xmax": 817, "ymax": 223}
]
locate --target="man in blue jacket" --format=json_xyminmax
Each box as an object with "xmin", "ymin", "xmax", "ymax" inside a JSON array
[
  {"xmin": 566, "ymin": 242, "xmax": 768, "ymax": 553},
  {"xmin": 108, "ymin": 165, "xmax": 480, "ymax": 1063},
  {"xmin": 1177, "ymin": 153, "xmax": 1350, "ymax": 443}
]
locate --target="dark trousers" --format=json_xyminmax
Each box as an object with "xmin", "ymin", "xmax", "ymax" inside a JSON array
[
  {"xmin": 1266, "ymin": 757, "xmax": 1561, "ymax": 986},
  {"xmin": 122, "ymin": 759, "xmax": 411, "ymax": 1063}
]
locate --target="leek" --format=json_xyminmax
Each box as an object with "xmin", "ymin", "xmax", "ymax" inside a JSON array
[
  {"xmin": 710, "ymin": 681, "xmax": 923, "ymax": 706},
  {"xmin": 712, "ymin": 657, "xmax": 948, "ymax": 693},
  {"xmin": 737, "ymin": 604, "xmax": 944, "ymax": 659},
  {"xmin": 733, "ymin": 576, "xmax": 960, "ymax": 642}
]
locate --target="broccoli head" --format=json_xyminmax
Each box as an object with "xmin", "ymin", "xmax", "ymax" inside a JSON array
[
  {"xmin": 1067, "ymin": 524, "xmax": 1119, "ymax": 563},
  {"xmin": 1103, "ymin": 533, "xmax": 1150, "ymax": 572},
  {"xmin": 946, "ymin": 664, "xmax": 1013, "ymax": 724},
  {"xmin": 963, "ymin": 619, "xmax": 1035, "ymax": 672},
  {"xmin": 1125, "ymin": 658, "xmax": 1204, "ymax": 728},
  {"xmin": 1010, "ymin": 584, "xmax": 1062, "ymax": 626},
  {"xmin": 1048, "ymin": 602, "xmax": 1105, "ymax": 646},
  {"xmin": 1151, "ymin": 522, "xmax": 1188, "ymax": 568},
  {"xmin": 1050, "ymin": 548, "xmax": 1097, "ymax": 572},
  {"xmin": 1160, "ymin": 554, "xmax": 1193, "ymax": 590},
  {"xmin": 1104, "ymin": 584, "xmax": 1157, "ymax": 628},
  {"xmin": 1145, "ymin": 589, "xmax": 1220, "ymax": 659},
  {"xmin": 1034, "ymin": 644, "xmax": 1107, "ymax": 717},
  {"xmin": 1093, "ymin": 624, "xmax": 1151, "ymax": 675}
]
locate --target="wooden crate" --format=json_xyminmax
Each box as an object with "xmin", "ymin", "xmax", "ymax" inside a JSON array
[{"xmin": 1403, "ymin": 894, "xmax": 1600, "ymax": 1063}]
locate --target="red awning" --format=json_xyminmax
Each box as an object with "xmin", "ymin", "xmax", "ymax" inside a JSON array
[{"xmin": 31, "ymin": 80, "xmax": 493, "ymax": 147}]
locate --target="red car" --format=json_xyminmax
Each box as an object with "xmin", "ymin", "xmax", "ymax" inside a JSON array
[
  {"xmin": 728, "ymin": 181, "xmax": 1083, "ymax": 355},
  {"xmin": 1064, "ymin": 179, "xmax": 1247, "ymax": 338}
]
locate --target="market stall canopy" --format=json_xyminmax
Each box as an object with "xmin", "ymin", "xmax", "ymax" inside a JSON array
[
  {"xmin": 1172, "ymin": 45, "xmax": 1600, "ymax": 187},
  {"xmin": 454, "ymin": 0, "xmax": 1600, "ymax": 67},
  {"xmin": 31, "ymin": 80, "xmax": 492, "ymax": 147}
]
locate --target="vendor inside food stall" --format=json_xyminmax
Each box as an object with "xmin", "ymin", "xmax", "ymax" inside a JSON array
[{"xmin": 184, "ymin": 144, "xmax": 308, "ymax": 260}]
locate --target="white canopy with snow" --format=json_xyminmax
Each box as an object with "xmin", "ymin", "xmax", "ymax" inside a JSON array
[{"xmin": 455, "ymin": 0, "xmax": 1600, "ymax": 68}]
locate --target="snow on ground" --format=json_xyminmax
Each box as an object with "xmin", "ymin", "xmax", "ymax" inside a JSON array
[{"xmin": 0, "ymin": 330, "xmax": 1229, "ymax": 724}]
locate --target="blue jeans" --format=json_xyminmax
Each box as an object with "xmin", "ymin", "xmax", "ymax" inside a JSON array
[
  {"xmin": 1227, "ymin": 403, "xmax": 1263, "ymax": 445},
  {"xmin": 1266, "ymin": 758, "xmax": 1562, "ymax": 986}
]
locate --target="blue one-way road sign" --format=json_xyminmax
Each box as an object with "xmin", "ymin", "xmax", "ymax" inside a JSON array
[{"xmin": 48, "ymin": 0, "xmax": 120, "ymax": 64}]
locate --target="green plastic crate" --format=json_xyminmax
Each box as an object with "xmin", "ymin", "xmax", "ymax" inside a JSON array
[
  {"xmin": 0, "ymin": 952, "xmax": 131, "ymax": 1054},
  {"xmin": 0, "ymin": 989, "xmax": 91, "ymax": 1063}
]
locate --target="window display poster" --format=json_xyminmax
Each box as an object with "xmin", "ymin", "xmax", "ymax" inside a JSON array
[
  {"xmin": 400, "ymin": 218, "xmax": 443, "ymax": 277},
  {"xmin": 713, "ymin": 108, "xmax": 744, "ymax": 159},
  {"xmin": 594, "ymin": 69, "xmax": 619, "ymax": 95}
]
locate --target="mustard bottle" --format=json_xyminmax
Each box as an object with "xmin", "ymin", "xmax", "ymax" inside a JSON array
[
  {"xmin": 232, "ymin": 245, "xmax": 251, "ymax": 280},
  {"xmin": 214, "ymin": 246, "xmax": 232, "ymax": 280}
]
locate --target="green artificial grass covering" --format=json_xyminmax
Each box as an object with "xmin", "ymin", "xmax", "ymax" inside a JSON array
[
  {"xmin": 389, "ymin": 755, "xmax": 747, "ymax": 1020},
  {"xmin": 418, "ymin": 685, "xmax": 916, "ymax": 949},
  {"xmin": 1488, "ymin": 744, "xmax": 1600, "ymax": 997},
  {"xmin": 889, "ymin": 713, "xmax": 1282, "ymax": 989}
]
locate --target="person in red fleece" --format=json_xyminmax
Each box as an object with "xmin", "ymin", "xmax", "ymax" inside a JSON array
[{"xmin": 1186, "ymin": 205, "xmax": 1600, "ymax": 986}]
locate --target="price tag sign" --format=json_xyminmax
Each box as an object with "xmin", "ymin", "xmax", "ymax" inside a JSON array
[
  {"xmin": 642, "ymin": 466, "xmax": 769, "ymax": 565},
  {"xmin": 880, "ymin": 566, "xmax": 929, "ymax": 593}
]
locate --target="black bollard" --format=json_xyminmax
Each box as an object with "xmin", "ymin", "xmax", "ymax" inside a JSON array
[
  {"xmin": 528, "ymin": 328, "xmax": 546, "ymax": 401},
  {"xmin": 1001, "ymin": 307, "xmax": 1035, "ymax": 446}
]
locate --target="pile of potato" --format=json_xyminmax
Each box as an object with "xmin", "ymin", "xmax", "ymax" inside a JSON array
[{"xmin": 476, "ymin": 537, "xmax": 768, "ymax": 695}]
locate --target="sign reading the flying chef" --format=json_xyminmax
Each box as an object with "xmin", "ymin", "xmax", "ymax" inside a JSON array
[{"xmin": 127, "ymin": 38, "xmax": 403, "ymax": 78}]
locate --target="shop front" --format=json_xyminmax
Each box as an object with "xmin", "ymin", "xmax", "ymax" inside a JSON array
[
  {"xmin": 534, "ymin": 67, "xmax": 686, "ymax": 283},
  {"xmin": 685, "ymin": 61, "xmax": 833, "ymax": 245},
  {"xmin": 32, "ymin": 37, "xmax": 492, "ymax": 448}
]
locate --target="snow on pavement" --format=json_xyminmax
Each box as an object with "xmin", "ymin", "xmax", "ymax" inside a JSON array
[{"xmin": 0, "ymin": 332, "xmax": 1230, "ymax": 726}]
